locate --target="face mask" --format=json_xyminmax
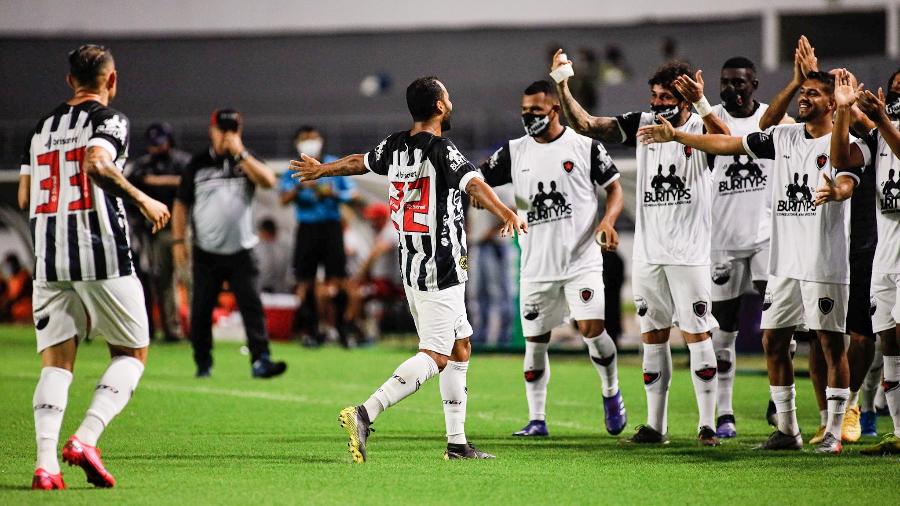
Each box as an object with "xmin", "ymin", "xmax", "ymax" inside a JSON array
[
  {"xmin": 886, "ymin": 91, "xmax": 900, "ymax": 119},
  {"xmin": 522, "ymin": 113, "xmax": 551, "ymax": 137},
  {"xmin": 651, "ymin": 104, "xmax": 680, "ymax": 123},
  {"xmin": 720, "ymin": 88, "xmax": 745, "ymax": 113},
  {"xmin": 296, "ymin": 139, "xmax": 323, "ymax": 158}
]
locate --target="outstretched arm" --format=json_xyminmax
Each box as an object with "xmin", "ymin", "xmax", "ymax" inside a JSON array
[
  {"xmin": 552, "ymin": 50, "xmax": 623, "ymax": 143},
  {"xmin": 290, "ymin": 153, "xmax": 367, "ymax": 181},
  {"xmin": 760, "ymin": 36, "xmax": 817, "ymax": 129},
  {"xmin": 636, "ymin": 116, "xmax": 748, "ymax": 155},
  {"xmin": 596, "ymin": 179, "xmax": 623, "ymax": 252},
  {"xmin": 466, "ymin": 177, "xmax": 527, "ymax": 237}
]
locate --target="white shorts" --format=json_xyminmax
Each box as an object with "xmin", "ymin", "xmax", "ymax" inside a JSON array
[
  {"xmin": 32, "ymin": 275, "xmax": 149, "ymax": 353},
  {"xmin": 761, "ymin": 275, "xmax": 848, "ymax": 333},
  {"xmin": 710, "ymin": 245, "xmax": 769, "ymax": 301},
  {"xmin": 871, "ymin": 271, "xmax": 900, "ymax": 334},
  {"xmin": 404, "ymin": 283, "xmax": 473, "ymax": 356},
  {"xmin": 632, "ymin": 261, "xmax": 718, "ymax": 334},
  {"xmin": 520, "ymin": 271, "xmax": 605, "ymax": 337}
]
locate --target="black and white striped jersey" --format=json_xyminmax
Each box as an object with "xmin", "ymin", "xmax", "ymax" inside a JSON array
[
  {"xmin": 20, "ymin": 100, "xmax": 133, "ymax": 282},
  {"xmin": 364, "ymin": 131, "xmax": 483, "ymax": 291}
]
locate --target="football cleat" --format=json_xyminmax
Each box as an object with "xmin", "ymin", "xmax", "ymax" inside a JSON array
[
  {"xmin": 841, "ymin": 406, "xmax": 861, "ymax": 443},
  {"xmin": 603, "ymin": 391, "xmax": 628, "ymax": 435},
  {"xmin": 623, "ymin": 425, "xmax": 669, "ymax": 445},
  {"xmin": 860, "ymin": 411, "xmax": 878, "ymax": 437},
  {"xmin": 860, "ymin": 433, "xmax": 900, "ymax": 456},
  {"xmin": 195, "ymin": 366, "xmax": 212, "ymax": 378},
  {"xmin": 716, "ymin": 414, "xmax": 737, "ymax": 439},
  {"xmin": 444, "ymin": 442, "xmax": 496, "ymax": 460},
  {"xmin": 251, "ymin": 356, "xmax": 287, "ymax": 378},
  {"xmin": 698, "ymin": 426, "xmax": 720, "ymax": 447},
  {"xmin": 31, "ymin": 469, "xmax": 66, "ymax": 490},
  {"xmin": 754, "ymin": 430, "xmax": 803, "ymax": 451},
  {"xmin": 813, "ymin": 432, "xmax": 843, "ymax": 455},
  {"xmin": 765, "ymin": 399, "xmax": 777, "ymax": 427},
  {"xmin": 61, "ymin": 436, "xmax": 116, "ymax": 488},
  {"xmin": 808, "ymin": 425, "xmax": 826, "ymax": 445},
  {"xmin": 338, "ymin": 405, "xmax": 372, "ymax": 463},
  {"xmin": 512, "ymin": 420, "xmax": 549, "ymax": 437}
]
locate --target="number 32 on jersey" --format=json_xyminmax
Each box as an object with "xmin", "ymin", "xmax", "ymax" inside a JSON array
[{"xmin": 389, "ymin": 176, "xmax": 430, "ymax": 233}]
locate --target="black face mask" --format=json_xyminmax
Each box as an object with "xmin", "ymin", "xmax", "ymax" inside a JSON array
[
  {"xmin": 522, "ymin": 113, "xmax": 551, "ymax": 137},
  {"xmin": 720, "ymin": 88, "xmax": 746, "ymax": 113},
  {"xmin": 886, "ymin": 91, "xmax": 900, "ymax": 119},
  {"xmin": 651, "ymin": 104, "xmax": 680, "ymax": 123}
]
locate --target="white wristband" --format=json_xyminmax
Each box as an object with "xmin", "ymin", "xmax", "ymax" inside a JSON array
[
  {"xmin": 693, "ymin": 96, "xmax": 713, "ymax": 117},
  {"xmin": 550, "ymin": 63, "xmax": 575, "ymax": 84}
]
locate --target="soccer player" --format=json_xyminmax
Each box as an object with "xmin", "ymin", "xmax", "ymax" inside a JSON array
[
  {"xmin": 478, "ymin": 80, "xmax": 627, "ymax": 437},
  {"xmin": 855, "ymin": 74, "xmax": 900, "ymax": 454},
  {"xmin": 637, "ymin": 69, "xmax": 870, "ymax": 454},
  {"xmin": 20, "ymin": 45, "xmax": 170, "ymax": 490},
  {"xmin": 552, "ymin": 51, "xmax": 729, "ymax": 446},
  {"xmin": 291, "ymin": 76, "xmax": 527, "ymax": 461}
]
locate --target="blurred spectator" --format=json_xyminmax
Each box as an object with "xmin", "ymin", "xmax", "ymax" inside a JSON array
[
  {"xmin": 279, "ymin": 125, "xmax": 357, "ymax": 347},
  {"xmin": 0, "ymin": 253, "xmax": 32, "ymax": 322},
  {"xmin": 661, "ymin": 36, "xmax": 679, "ymax": 62},
  {"xmin": 125, "ymin": 122, "xmax": 191, "ymax": 342},
  {"xmin": 467, "ymin": 191, "xmax": 513, "ymax": 347},
  {"xmin": 568, "ymin": 47, "xmax": 599, "ymax": 112},
  {"xmin": 255, "ymin": 218, "xmax": 290, "ymax": 293},
  {"xmin": 599, "ymin": 44, "xmax": 631, "ymax": 86}
]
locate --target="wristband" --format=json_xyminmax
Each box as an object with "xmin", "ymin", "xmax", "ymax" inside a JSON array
[
  {"xmin": 550, "ymin": 53, "xmax": 575, "ymax": 83},
  {"xmin": 693, "ymin": 96, "xmax": 714, "ymax": 117},
  {"xmin": 236, "ymin": 150, "xmax": 249, "ymax": 162}
]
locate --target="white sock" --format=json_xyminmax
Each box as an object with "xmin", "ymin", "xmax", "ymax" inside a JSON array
[
  {"xmin": 687, "ymin": 339, "xmax": 718, "ymax": 430},
  {"xmin": 848, "ymin": 390, "xmax": 859, "ymax": 409},
  {"xmin": 75, "ymin": 356, "xmax": 144, "ymax": 447},
  {"xmin": 524, "ymin": 341, "xmax": 550, "ymax": 421},
  {"xmin": 440, "ymin": 360, "xmax": 468, "ymax": 445},
  {"xmin": 712, "ymin": 329, "xmax": 737, "ymax": 416},
  {"xmin": 33, "ymin": 367, "xmax": 73, "ymax": 474},
  {"xmin": 642, "ymin": 342, "xmax": 672, "ymax": 434},
  {"xmin": 583, "ymin": 331, "xmax": 619, "ymax": 397},
  {"xmin": 861, "ymin": 348, "xmax": 883, "ymax": 412},
  {"xmin": 770, "ymin": 384, "xmax": 800, "ymax": 436},
  {"xmin": 884, "ymin": 355, "xmax": 900, "ymax": 437},
  {"xmin": 825, "ymin": 387, "xmax": 850, "ymax": 436},
  {"xmin": 365, "ymin": 352, "xmax": 439, "ymax": 423}
]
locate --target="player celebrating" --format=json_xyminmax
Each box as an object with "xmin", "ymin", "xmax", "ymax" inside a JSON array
[
  {"xmin": 478, "ymin": 80, "xmax": 627, "ymax": 437},
  {"xmin": 291, "ymin": 76, "xmax": 526, "ymax": 462},
  {"xmin": 21, "ymin": 45, "xmax": 170, "ymax": 490},
  {"xmin": 552, "ymin": 51, "xmax": 729, "ymax": 446},
  {"xmin": 638, "ymin": 69, "xmax": 870, "ymax": 454},
  {"xmin": 856, "ymin": 74, "xmax": 900, "ymax": 454}
]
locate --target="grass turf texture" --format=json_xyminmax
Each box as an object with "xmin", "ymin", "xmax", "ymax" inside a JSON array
[{"xmin": 1, "ymin": 324, "xmax": 897, "ymax": 505}]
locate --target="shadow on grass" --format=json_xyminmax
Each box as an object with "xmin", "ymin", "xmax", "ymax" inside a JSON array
[{"xmin": 114, "ymin": 454, "xmax": 342, "ymax": 464}]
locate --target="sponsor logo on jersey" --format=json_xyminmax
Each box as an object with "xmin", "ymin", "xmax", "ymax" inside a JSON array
[
  {"xmin": 711, "ymin": 262, "xmax": 732, "ymax": 285},
  {"xmin": 694, "ymin": 367, "xmax": 717, "ymax": 382},
  {"xmin": 692, "ymin": 300, "xmax": 708, "ymax": 318},
  {"xmin": 644, "ymin": 164, "xmax": 691, "ymax": 206},
  {"xmin": 775, "ymin": 172, "xmax": 816, "ymax": 216},
  {"xmin": 719, "ymin": 155, "xmax": 767, "ymax": 195},
  {"xmin": 96, "ymin": 115, "xmax": 128, "ymax": 145},
  {"xmin": 818, "ymin": 297, "xmax": 834, "ymax": 315},
  {"xmin": 880, "ymin": 169, "xmax": 900, "ymax": 213},
  {"xmin": 634, "ymin": 296, "xmax": 648, "ymax": 316},
  {"xmin": 446, "ymin": 145, "xmax": 468, "ymax": 172},
  {"xmin": 527, "ymin": 180, "xmax": 573, "ymax": 225},
  {"xmin": 580, "ymin": 288, "xmax": 594, "ymax": 302},
  {"xmin": 562, "ymin": 160, "xmax": 575, "ymax": 173},
  {"xmin": 643, "ymin": 371, "xmax": 660, "ymax": 385}
]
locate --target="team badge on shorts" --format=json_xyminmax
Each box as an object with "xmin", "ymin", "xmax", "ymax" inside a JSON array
[
  {"xmin": 580, "ymin": 288, "xmax": 594, "ymax": 302},
  {"xmin": 562, "ymin": 160, "xmax": 575, "ymax": 173},
  {"xmin": 816, "ymin": 153, "xmax": 828, "ymax": 169},
  {"xmin": 692, "ymin": 300, "xmax": 708, "ymax": 318},
  {"xmin": 711, "ymin": 263, "xmax": 731, "ymax": 285},
  {"xmin": 523, "ymin": 304, "xmax": 540, "ymax": 321},
  {"xmin": 818, "ymin": 297, "xmax": 834, "ymax": 315},
  {"xmin": 634, "ymin": 296, "xmax": 648, "ymax": 316},
  {"xmin": 870, "ymin": 296, "xmax": 877, "ymax": 316},
  {"xmin": 762, "ymin": 291, "xmax": 773, "ymax": 311}
]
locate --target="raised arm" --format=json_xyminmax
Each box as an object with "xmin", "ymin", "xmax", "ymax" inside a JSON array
[
  {"xmin": 552, "ymin": 50, "xmax": 623, "ymax": 143},
  {"xmin": 465, "ymin": 177, "xmax": 527, "ymax": 237},
  {"xmin": 857, "ymin": 87, "xmax": 900, "ymax": 157},
  {"xmin": 760, "ymin": 36, "xmax": 817, "ymax": 129},
  {"xmin": 290, "ymin": 153, "xmax": 368, "ymax": 181},
  {"xmin": 636, "ymin": 116, "xmax": 748, "ymax": 155},
  {"xmin": 596, "ymin": 179, "xmax": 624, "ymax": 252},
  {"xmin": 831, "ymin": 70, "xmax": 867, "ymax": 171},
  {"xmin": 672, "ymin": 70, "xmax": 730, "ymax": 135}
]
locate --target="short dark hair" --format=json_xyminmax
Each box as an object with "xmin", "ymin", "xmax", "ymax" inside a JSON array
[
  {"xmin": 887, "ymin": 68, "xmax": 900, "ymax": 91},
  {"xmin": 294, "ymin": 125, "xmax": 318, "ymax": 139},
  {"xmin": 648, "ymin": 61, "xmax": 692, "ymax": 102},
  {"xmin": 406, "ymin": 76, "xmax": 444, "ymax": 122},
  {"xmin": 722, "ymin": 56, "xmax": 756, "ymax": 74},
  {"xmin": 804, "ymin": 70, "xmax": 835, "ymax": 95},
  {"xmin": 524, "ymin": 80, "xmax": 557, "ymax": 98},
  {"xmin": 68, "ymin": 44, "xmax": 114, "ymax": 89}
]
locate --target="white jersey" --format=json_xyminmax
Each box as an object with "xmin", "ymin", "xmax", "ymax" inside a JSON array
[
  {"xmin": 711, "ymin": 103, "xmax": 772, "ymax": 250},
  {"xmin": 615, "ymin": 111, "xmax": 713, "ymax": 265},
  {"xmin": 743, "ymin": 123, "xmax": 869, "ymax": 283},
  {"xmin": 20, "ymin": 100, "xmax": 133, "ymax": 282},
  {"xmin": 480, "ymin": 128, "xmax": 620, "ymax": 281},
  {"xmin": 865, "ymin": 123, "xmax": 900, "ymax": 273}
]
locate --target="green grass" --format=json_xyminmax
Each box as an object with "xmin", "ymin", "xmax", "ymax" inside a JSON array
[{"xmin": 0, "ymin": 324, "xmax": 897, "ymax": 505}]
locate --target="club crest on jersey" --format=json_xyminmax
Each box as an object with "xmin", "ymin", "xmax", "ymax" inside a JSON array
[
  {"xmin": 692, "ymin": 301, "xmax": 708, "ymax": 318},
  {"xmin": 818, "ymin": 297, "xmax": 834, "ymax": 315},
  {"xmin": 711, "ymin": 263, "xmax": 732, "ymax": 285},
  {"xmin": 776, "ymin": 172, "xmax": 816, "ymax": 215},
  {"xmin": 816, "ymin": 153, "xmax": 828, "ymax": 169},
  {"xmin": 580, "ymin": 288, "xmax": 594, "ymax": 302},
  {"xmin": 643, "ymin": 371, "xmax": 661, "ymax": 385},
  {"xmin": 683, "ymin": 145, "xmax": 693, "ymax": 159},
  {"xmin": 645, "ymin": 164, "xmax": 691, "ymax": 206},
  {"xmin": 762, "ymin": 291, "xmax": 772, "ymax": 311},
  {"xmin": 562, "ymin": 160, "xmax": 575, "ymax": 173},
  {"xmin": 96, "ymin": 115, "xmax": 128, "ymax": 144},
  {"xmin": 634, "ymin": 296, "xmax": 648, "ymax": 317},
  {"xmin": 719, "ymin": 155, "xmax": 767, "ymax": 195},
  {"xmin": 694, "ymin": 367, "xmax": 717, "ymax": 382},
  {"xmin": 527, "ymin": 180, "xmax": 572, "ymax": 225}
]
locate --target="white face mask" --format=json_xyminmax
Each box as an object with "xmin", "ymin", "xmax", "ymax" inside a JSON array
[{"xmin": 296, "ymin": 138, "xmax": 323, "ymax": 159}]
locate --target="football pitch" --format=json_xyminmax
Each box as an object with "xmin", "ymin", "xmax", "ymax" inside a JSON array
[{"xmin": 1, "ymin": 325, "xmax": 897, "ymax": 505}]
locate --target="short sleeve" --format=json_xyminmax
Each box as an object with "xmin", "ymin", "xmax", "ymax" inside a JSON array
[
  {"xmin": 479, "ymin": 142, "xmax": 512, "ymax": 186},
  {"xmin": 743, "ymin": 127, "xmax": 777, "ymax": 160},
  {"xmin": 851, "ymin": 134, "xmax": 872, "ymax": 167},
  {"xmin": 175, "ymin": 158, "xmax": 197, "ymax": 205},
  {"xmin": 863, "ymin": 128, "xmax": 878, "ymax": 164},
  {"xmin": 614, "ymin": 111, "xmax": 642, "ymax": 147},
  {"xmin": 19, "ymin": 138, "xmax": 31, "ymax": 176},
  {"xmin": 364, "ymin": 136, "xmax": 391, "ymax": 176},
  {"xmin": 836, "ymin": 134, "xmax": 871, "ymax": 183},
  {"xmin": 589, "ymin": 139, "xmax": 620, "ymax": 187},
  {"xmin": 431, "ymin": 138, "xmax": 483, "ymax": 192},
  {"xmin": 87, "ymin": 108, "xmax": 130, "ymax": 161}
]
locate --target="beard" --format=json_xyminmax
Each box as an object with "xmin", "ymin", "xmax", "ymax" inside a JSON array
[{"xmin": 440, "ymin": 110, "xmax": 452, "ymax": 131}]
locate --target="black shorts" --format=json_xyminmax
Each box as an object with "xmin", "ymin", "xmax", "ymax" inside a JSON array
[
  {"xmin": 846, "ymin": 249, "xmax": 875, "ymax": 339},
  {"xmin": 293, "ymin": 220, "xmax": 347, "ymax": 281}
]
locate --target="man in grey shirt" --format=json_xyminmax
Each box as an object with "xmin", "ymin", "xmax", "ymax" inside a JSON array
[{"xmin": 172, "ymin": 109, "xmax": 287, "ymax": 378}]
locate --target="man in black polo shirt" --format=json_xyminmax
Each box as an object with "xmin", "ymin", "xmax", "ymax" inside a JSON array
[{"xmin": 172, "ymin": 109, "xmax": 287, "ymax": 378}]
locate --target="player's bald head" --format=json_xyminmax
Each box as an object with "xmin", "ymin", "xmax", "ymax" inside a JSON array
[{"xmin": 68, "ymin": 44, "xmax": 115, "ymax": 90}]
